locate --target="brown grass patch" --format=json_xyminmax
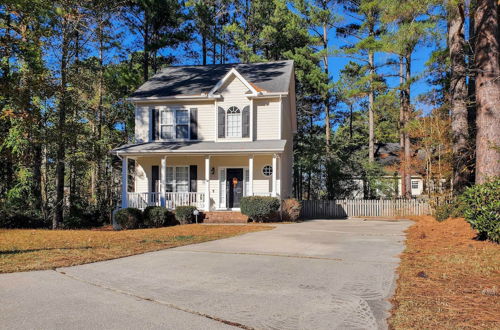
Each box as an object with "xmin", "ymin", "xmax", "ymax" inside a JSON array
[
  {"xmin": 0, "ymin": 224, "xmax": 271, "ymax": 273},
  {"xmin": 389, "ymin": 216, "xmax": 500, "ymax": 329}
]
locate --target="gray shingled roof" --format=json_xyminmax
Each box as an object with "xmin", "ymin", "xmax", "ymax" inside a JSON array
[
  {"xmin": 130, "ymin": 60, "xmax": 294, "ymax": 99},
  {"xmin": 112, "ymin": 140, "xmax": 287, "ymax": 155}
]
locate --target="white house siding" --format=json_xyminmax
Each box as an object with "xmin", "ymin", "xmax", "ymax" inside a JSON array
[
  {"xmin": 216, "ymin": 75, "xmax": 252, "ymax": 142},
  {"xmin": 280, "ymin": 96, "xmax": 294, "ymax": 198},
  {"xmin": 133, "ymin": 154, "xmax": 277, "ymax": 210},
  {"xmin": 134, "ymin": 156, "xmax": 206, "ymax": 194},
  {"xmin": 135, "ymin": 105, "xmax": 150, "ymax": 143},
  {"xmin": 255, "ymin": 98, "xmax": 280, "ymax": 140},
  {"xmin": 134, "ymin": 100, "xmax": 215, "ymax": 142}
]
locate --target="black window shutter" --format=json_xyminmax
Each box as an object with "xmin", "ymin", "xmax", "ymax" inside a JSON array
[
  {"xmin": 152, "ymin": 108, "xmax": 159, "ymax": 140},
  {"xmin": 189, "ymin": 165, "xmax": 197, "ymax": 192},
  {"xmin": 151, "ymin": 166, "xmax": 159, "ymax": 192},
  {"xmin": 242, "ymin": 105, "xmax": 250, "ymax": 138},
  {"xmin": 218, "ymin": 107, "xmax": 225, "ymax": 138},
  {"xmin": 190, "ymin": 108, "xmax": 198, "ymax": 140}
]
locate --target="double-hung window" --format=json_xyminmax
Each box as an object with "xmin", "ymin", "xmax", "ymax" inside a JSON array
[
  {"xmin": 160, "ymin": 108, "xmax": 189, "ymax": 140},
  {"xmin": 165, "ymin": 166, "xmax": 189, "ymax": 192}
]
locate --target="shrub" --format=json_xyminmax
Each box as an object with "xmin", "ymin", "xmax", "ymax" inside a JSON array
[
  {"xmin": 0, "ymin": 210, "xmax": 49, "ymax": 229},
  {"xmin": 460, "ymin": 179, "xmax": 500, "ymax": 243},
  {"xmin": 434, "ymin": 198, "xmax": 467, "ymax": 222},
  {"xmin": 63, "ymin": 208, "xmax": 105, "ymax": 229},
  {"xmin": 175, "ymin": 206, "xmax": 197, "ymax": 225},
  {"xmin": 143, "ymin": 206, "xmax": 175, "ymax": 228},
  {"xmin": 114, "ymin": 208, "xmax": 143, "ymax": 229},
  {"xmin": 240, "ymin": 196, "xmax": 280, "ymax": 222},
  {"xmin": 281, "ymin": 198, "xmax": 302, "ymax": 222}
]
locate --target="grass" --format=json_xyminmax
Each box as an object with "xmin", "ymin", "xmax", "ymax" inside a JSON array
[
  {"xmin": 389, "ymin": 216, "xmax": 500, "ymax": 329},
  {"xmin": 0, "ymin": 224, "xmax": 272, "ymax": 273}
]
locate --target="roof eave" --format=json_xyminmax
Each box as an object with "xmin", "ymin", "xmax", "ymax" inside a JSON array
[{"xmin": 127, "ymin": 94, "xmax": 222, "ymax": 103}]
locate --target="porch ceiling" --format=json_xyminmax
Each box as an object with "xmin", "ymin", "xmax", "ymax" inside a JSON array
[{"xmin": 111, "ymin": 140, "xmax": 286, "ymax": 156}]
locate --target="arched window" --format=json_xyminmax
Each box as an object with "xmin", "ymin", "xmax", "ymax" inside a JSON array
[{"xmin": 226, "ymin": 106, "xmax": 242, "ymax": 137}]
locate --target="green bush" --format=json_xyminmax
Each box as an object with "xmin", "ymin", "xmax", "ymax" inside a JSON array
[
  {"xmin": 460, "ymin": 179, "xmax": 500, "ymax": 243},
  {"xmin": 63, "ymin": 208, "xmax": 105, "ymax": 229},
  {"xmin": 434, "ymin": 198, "xmax": 467, "ymax": 222},
  {"xmin": 240, "ymin": 196, "xmax": 280, "ymax": 222},
  {"xmin": 0, "ymin": 210, "xmax": 49, "ymax": 229},
  {"xmin": 143, "ymin": 206, "xmax": 175, "ymax": 228},
  {"xmin": 114, "ymin": 208, "xmax": 143, "ymax": 229},
  {"xmin": 175, "ymin": 206, "xmax": 197, "ymax": 225},
  {"xmin": 281, "ymin": 198, "xmax": 302, "ymax": 222}
]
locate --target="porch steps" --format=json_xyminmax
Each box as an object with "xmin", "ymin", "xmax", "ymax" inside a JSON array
[{"xmin": 203, "ymin": 211, "xmax": 249, "ymax": 224}]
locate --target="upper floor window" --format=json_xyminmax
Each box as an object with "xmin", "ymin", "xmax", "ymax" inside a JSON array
[
  {"xmin": 160, "ymin": 109, "xmax": 189, "ymax": 140},
  {"xmin": 226, "ymin": 106, "xmax": 241, "ymax": 137}
]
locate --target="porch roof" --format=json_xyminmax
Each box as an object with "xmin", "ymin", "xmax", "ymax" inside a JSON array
[{"xmin": 111, "ymin": 140, "xmax": 287, "ymax": 155}]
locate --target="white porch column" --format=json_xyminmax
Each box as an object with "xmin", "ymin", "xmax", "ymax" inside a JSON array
[
  {"xmin": 272, "ymin": 154, "xmax": 277, "ymax": 197},
  {"xmin": 121, "ymin": 156, "xmax": 128, "ymax": 208},
  {"xmin": 204, "ymin": 156, "xmax": 211, "ymax": 211},
  {"xmin": 248, "ymin": 155, "xmax": 254, "ymax": 196},
  {"xmin": 160, "ymin": 156, "xmax": 167, "ymax": 207}
]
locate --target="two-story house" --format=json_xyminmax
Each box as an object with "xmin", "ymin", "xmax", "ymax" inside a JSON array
[{"xmin": 112, "ymin": 60, "xmax": 296, "ymax": 214}]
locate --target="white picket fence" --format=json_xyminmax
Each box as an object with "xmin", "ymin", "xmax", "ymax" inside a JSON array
[{"xmin": 300, "ymin": 199, "xmax": 431, "ymax": 218}]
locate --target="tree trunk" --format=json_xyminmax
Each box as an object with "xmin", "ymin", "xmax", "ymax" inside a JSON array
[
  {"xmin": 368, "ymin": 50, "xmax": 375, "ymax": 163},
  {"xmin": 399, "ymin": 56, "xmax": 407, "ymax": 197},
  {"xmin": 449, "ymin": 2, "xmax": 470, "ymax": 192},
  {"xmin": 474, "ymin": 0, "xmax": 500, "ymax": 183},
  {"xmin": 467, "ymin": 4, "xmax": 476, "ymax": 180},
  {"xmin": 323, "ymin": 23, "xmax": 331, "ymax": 150},
  {"xmin": 53, "ymin": 23, "xmax": 69, "ymax": 229},
  {"xmin": 202, "ymin": 33, "xmax": 207, "ymax": 65},
  {"xmin": 143, "ymin": 12, "xmax": 149, "ymax": 82},
  {"xmin": 404, "ymin": 54, "xmax": 412, "ymax": 198}
]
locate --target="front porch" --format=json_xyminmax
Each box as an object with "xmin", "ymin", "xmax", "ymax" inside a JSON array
[{"xmin": 121, "ymin": 153, "xmax": 281, "ymax": 211}]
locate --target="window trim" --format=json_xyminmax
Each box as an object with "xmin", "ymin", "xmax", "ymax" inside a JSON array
[
  {"xmin": 226, "ymin": 106, "xmax": 242, "ymax": 138},
  {"xmin": 157, "ymin": 107, "xmax": 191, "ymax": 141},
  {"xmin": 165, "ymin": 165, "xmax": 190, "ymax": 193},
  {"xmin": 262, "ymin": 165, "xmax": 273, "ymax": 177}
]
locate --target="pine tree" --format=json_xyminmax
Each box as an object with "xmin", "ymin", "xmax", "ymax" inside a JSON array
[{"xmin": 473, "ymin": 0, "xmax": 500, "ymax": 183}]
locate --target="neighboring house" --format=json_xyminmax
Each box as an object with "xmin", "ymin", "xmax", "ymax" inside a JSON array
[
  {"xmin": 349, "ymin": 143, "xmax": 426, "ymax": 199},
  {"xmin": 112, "ymin": 60, "xmax": 296, "ymax": 212}
]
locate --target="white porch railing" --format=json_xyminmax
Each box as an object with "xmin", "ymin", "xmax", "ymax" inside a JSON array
[
  {"xmin": 253, "ymin": 192, "xmax": 272, "ymax": 197},
  {"xmin": 165, "ymin": 192, "xmax": 205, "ymax": 209},
  {"xmin": 127, "ymin": 192, "xmax": 205, "ymax": 210},
  {"xmin": 127, "ymin": 192, "xmax": 161, "ymax": 209}
]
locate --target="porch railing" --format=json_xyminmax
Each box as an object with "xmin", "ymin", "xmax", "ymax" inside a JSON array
[
  {"xmin": 127, "ymin": 192, "xmax": 205, "ymax": 209},
  {"xmin": 127, "ymin": 192, "xmax": 161, "ymax": 209},
  {"xmin": 165, "ymin": 192, "xmax": 205, "ymax": 209}
]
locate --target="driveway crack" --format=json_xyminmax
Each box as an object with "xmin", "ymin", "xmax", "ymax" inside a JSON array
[{"xmin": 54, "ymin": 269, "xmax": 252, "ymax": 330}]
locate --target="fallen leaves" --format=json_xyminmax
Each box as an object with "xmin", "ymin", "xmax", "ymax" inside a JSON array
[{"xmin": 389, "ymin": 216, "xmax": 500, "ymax": 329}]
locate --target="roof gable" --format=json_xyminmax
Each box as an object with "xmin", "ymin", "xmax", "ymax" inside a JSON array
[
  {"xmin": 208, "ymin": 68, "xmax": 258, "ymax": 97},
  {"xmin": 129, "ymin": 60, "xmax": 293, "ymax": 99}
]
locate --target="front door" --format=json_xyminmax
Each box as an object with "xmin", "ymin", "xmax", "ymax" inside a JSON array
[{"xmin": 226, "ymin": 168, "xmax": 244, "ymax": 208}]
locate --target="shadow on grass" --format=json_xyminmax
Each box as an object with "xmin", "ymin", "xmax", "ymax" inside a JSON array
[{"xmin": 0, "ymin": 246, "xmax": 93, "ymax": 255}]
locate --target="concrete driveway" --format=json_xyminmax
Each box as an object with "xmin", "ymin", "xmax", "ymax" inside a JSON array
[{"xmin": 0, "ymin": 219, "xmax": 411, "ymax": 330}]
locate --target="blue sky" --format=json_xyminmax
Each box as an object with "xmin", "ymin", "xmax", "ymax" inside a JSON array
[{"xmin": 112, "ymin": 3, "xmax": 444, "ymax": 117}]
